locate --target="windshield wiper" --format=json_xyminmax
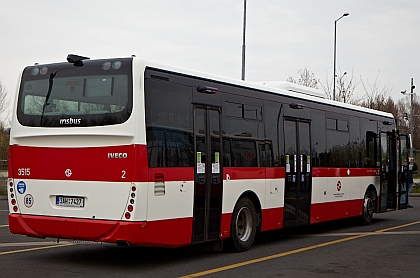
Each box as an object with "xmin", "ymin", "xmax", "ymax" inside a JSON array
[
  {"xmin": 45, "ymin": 72, "xmax": 56, "ymax": 106},
  {"xmin": 40, "ymin": 72, "xmax": 57, "ymax": 126}
]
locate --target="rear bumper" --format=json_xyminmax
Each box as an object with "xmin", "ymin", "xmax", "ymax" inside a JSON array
[
  {"xmin": 8, "ymin": 214, "xmax": 194, "ymax": 247},
  {"xmin": 9, "ymin": 214, "xmax": 145, "ymax": 245}
]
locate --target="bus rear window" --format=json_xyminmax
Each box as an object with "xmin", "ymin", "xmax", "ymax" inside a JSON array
[{"xmin": 17, "ymin": 58, "xmax": 133, "ymax": 127}]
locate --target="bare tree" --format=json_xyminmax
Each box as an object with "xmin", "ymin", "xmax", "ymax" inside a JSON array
[
  {"xmin": 355, "ymin": 71, "xmax": 393, "ymax": 110},
  {"xmin": 320, "ymin": 69, "xmax": 358, "ymax": 104},
  {"xmin": 0, "ymin": 81, "xmax": 9, "ymax": 170},
  {"xmin": 0, "ymin": 81, "xmax": 8, "ymax": 116},
  {"xmin": 354, "ymin": 71, "xmax": 420, "ymax": 151},
  {"xmin": 337, "ymin": 70, "xmax": 358, "ymax": 104},
  {"xmin": 287, "ymin": 68, "xmax": 320, "ymax": 89},
  {"xmin": 396, "ymin": 98, "xmax": 410, "ymax": 132},
  {"xmin": 397, "ymin": 94, "xmax": 420, "ymax": 150}
]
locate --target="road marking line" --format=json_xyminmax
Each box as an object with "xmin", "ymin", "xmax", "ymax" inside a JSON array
[
  {"xmin": 0, "ymin": 244, "xmax": 73, "ymax": 256},
  {"xmin": 0, "ymin": 225, "xmax": 8, "ymax": 228},
  {"xmin": 0, "ymin": 210, "xmax": 9, "ymax": 212},
  {"xmin": 299, "ymin": 231, "xmax": 420, "ymax": 236},
  {"xmin": 0, "ymin": 241, "xmax": 104, "ymax": 248},
  {"xmin": 375, "ymin": 221, "xmax": 420, "ymax": 232},
  {"xmin": 180, "ymin": 221, "xmax": 420, "ymax": 278}
]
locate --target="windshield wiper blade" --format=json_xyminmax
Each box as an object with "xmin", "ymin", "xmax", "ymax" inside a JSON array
[
  {"xmin": 45, "ymin": 72, "xmax": 56, "ymax": 105},
  {"xmin": 40, "ymin": 72, "xmax": 57, "ymax": 126}
]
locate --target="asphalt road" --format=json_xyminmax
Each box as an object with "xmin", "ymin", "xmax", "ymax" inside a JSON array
[{"xmin": 1, "ymin": 197, "xmax": 419, "ymax": 277}]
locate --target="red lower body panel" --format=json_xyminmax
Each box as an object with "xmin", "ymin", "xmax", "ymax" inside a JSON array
[
  {"xmin": 310, "ymin": 199, "xmax": 363, "ymax": 224},
  {"xmin": 261, "ymin": 207, "xmax": 284, "ymax": 231},
  {"xmin": 220, "ymin": 213, "xmax": 232, "ymax": 239}
]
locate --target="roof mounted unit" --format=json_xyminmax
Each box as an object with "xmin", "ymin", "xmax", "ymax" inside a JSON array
[
  {"xmin": 67, "ymin": 54, "xmax": 90, "ymax": 67},
  {"xmin": 257, "ymin": 81, "xmax": 326, "ymax": 99}
]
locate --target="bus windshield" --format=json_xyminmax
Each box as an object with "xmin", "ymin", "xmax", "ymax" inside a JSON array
[{"xmin": 17, "ymin": 58, "xmax": 133, "ymax": 127}]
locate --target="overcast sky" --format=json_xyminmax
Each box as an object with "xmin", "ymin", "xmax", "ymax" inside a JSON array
[{"xmin": 1, "ymin": 0, "xmax": 419, "ymax": 120}]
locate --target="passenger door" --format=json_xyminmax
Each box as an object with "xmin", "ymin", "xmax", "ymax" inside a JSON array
[
  {"xmin": 379, "ymin": 132, "xmax": 398, "ymax": 212},
  {"xmin": 192, "ymin": 105, "xmax": 223, "ymax": 242},
  {"xmin": 398, "ymin": 134, "xmax": 410, "ymax": 209},
  {"xmin": 283, "ymin": 119, "xmax": 312, "ymax": 227}
]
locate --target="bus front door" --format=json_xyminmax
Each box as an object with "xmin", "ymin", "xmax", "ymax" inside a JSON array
[
  {"xmin": 379, "ymin": 132, "xmax": 398, "ymax": 212},
  {"xmin": 192, "ymin": 106, "xmax": 223, "ymax": 243},
  {"xmin": 398, "ymin": 134, "xmax": 410, "ymax": 209},
  {"xmin": 283, "ymin": 119, "xmax": 312, "ymax": 228}
]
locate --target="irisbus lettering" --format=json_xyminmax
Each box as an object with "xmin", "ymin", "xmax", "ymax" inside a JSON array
[{"xmin": 59, "ymin": 118, "xmax": 81, "ymax": 125}]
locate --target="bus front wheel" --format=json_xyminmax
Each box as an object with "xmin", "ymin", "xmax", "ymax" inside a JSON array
[
  {"xmin": 227, "ymin": 197, "xmax": 257, "ymax": 252},
  {"xmin": 361, "ymin": 190, "xmax": 374, "ymax": 225}
]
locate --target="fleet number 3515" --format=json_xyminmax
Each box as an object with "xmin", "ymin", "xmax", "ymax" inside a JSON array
[{"xmin": 18, "ymin": 168, "xmax": 31, "ymax": 176}]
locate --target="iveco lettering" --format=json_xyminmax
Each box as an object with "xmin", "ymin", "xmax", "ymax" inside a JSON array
[{"xmin": 108, "ymin": 153, "xmax": 128, "ymax": 159}]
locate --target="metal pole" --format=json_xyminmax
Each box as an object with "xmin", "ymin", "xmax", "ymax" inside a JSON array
[
  {"xmin": 333, "ymin": 13, "xmax": 349, "ymax": 101},
  {"xmin": 333, "ymin": 20, "xmax": 337, "ymax": 101},
  {"xmin": 410, "ymin": 77, "xmax": 414, "ymax": 158},
  {"xmin": 241, "ymin": 0, "xmax": 247, "ymax": 81}
]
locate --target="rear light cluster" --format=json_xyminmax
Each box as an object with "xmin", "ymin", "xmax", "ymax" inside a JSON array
[
  {"xmin": 9, "ymin": 180, "xmax": 18, "ymax": 212},
  {"xmin": 124, "ymin": 185, "xmax": 137, "ymax": 219}
]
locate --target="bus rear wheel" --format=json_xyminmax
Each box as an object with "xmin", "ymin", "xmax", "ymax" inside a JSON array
[
  {"xmin": 361, "ymin": 190, "xmax": 375, "ymax": 225},
  {"xmin": 227, "ymin": 197, "xmax": 257, "ymax": 252}
]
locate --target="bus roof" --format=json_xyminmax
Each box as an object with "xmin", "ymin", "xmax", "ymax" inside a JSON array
[{"xmin": 139, "ymin": 57, "xmax": 394, "ymax": 120}]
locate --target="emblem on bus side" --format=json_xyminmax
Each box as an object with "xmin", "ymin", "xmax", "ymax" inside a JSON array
[{"xmin": 65, "ymin": 169, "xmax": 72, "ymax": 177}]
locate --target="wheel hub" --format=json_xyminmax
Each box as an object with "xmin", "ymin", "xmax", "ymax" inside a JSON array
[{"xmin": 236, "ymin": 207, "xmax": 253, "ymax": 242}]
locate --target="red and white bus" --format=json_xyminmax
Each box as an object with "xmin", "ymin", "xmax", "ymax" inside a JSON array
[{"xmin": 8, "ymin": 54, "xmax": 410, "ymax": 251}]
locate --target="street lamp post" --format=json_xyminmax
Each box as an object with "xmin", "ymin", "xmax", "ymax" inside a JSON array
[
  {"xmin": 333, "ymin": 13, "xmax": 349, "ymax": 101},
  {"xmin": 241, "ymin": 0, "xmax": 247, "ymax": 81},
  {"xmin": 401, "ymin": 78, "xmax": 416, "ymax": 158}
]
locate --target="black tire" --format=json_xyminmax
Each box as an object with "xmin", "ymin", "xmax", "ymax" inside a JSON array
[
  {"xmin": 361, "ymin": 190, "xmax": 375, "ymax": 225},
  {"xmin": 227, "ymin": 197, "xmax": 257, "ymax": 252}
]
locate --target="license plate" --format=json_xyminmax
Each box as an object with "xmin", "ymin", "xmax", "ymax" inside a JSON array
[{"xmin": 56, "ymin": 196, "xmax": 84, "ymax": 207}]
